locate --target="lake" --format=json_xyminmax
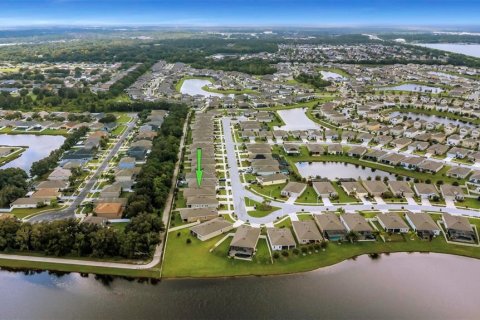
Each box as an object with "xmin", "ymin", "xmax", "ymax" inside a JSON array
[
  {"xmin": 0, "ymin": 134, "xmax": 65, "ymax": 172},
  {"xmin": 180, "ymin": 79, "xmax": 227, "ymax": 98},
  {"xmin": 1, "ymin": 253, "xmax": 479, "ymax": 319},
  {"xmin": 320, "ymin": 70, "xmax": 346, "ymax": 81},
  {"xmin": 417, "ymin": 43, "xmax": 480, "ymax": 58},
  {"xmin": 276, "ymin": 108, "xmax": 323, "ymax": 131},
  {"xmin": 389, "ymin": 111, "xmax": 476, "ymax": 128},
  {"xmin": 296, "ymin": 161, "xmax": 396, "ymax": 180},
  {"xmin": 377, "ymin": 83, "xmax": 443, "ymax": 93}
]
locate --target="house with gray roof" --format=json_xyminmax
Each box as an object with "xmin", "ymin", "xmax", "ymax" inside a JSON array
[{"xmin": 388, "ymin": 181, "xmax": 414, "ymax": 198}]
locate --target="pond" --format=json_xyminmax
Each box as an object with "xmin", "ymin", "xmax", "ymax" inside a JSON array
[
  {"xmin": 0, "ymin": 134, "xmax": 65, "ymax": 172},
  {"xmin": 0, "ymin": 253, "xmax": 479, "ymax": 319},
  {"xmin": 180, "ymin": 79, "xmax": 229, "ymax": 98},
  {"xmin": 417, "ymin": 43, "xmax": 480, "ymax": 58},
  {"xmin": 276, "ymin": 108, "xmax": 323, "ymax": 131},
  {"xmin": 389, "ymin": 111, "xmax": 476, "ymax": 128},
  {"xmin": 320, "ymin": 70, "xmax": 346, "ymax": 81},
  {"xmin": 296, "ymin": 161, "xmax": 396, "ymax": 180},
  {"xmin": 377, "ymin": 83, "xmax": 443, "ymax": 93},
  {"xmin": 428, "ymin": 71, "xmax": 459, "ymax": 80}
]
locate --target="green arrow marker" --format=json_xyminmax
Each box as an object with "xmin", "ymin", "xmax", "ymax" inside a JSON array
[{"xmin": 196, "ymin": 148, "xmax": 203, "ymax": 187}]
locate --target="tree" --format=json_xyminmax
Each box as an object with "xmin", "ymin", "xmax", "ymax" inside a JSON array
[{"xmin": 346, "ymin": 231, "xmax": 360, "ymax": 243}]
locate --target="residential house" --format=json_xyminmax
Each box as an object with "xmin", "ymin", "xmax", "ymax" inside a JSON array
[{"xmin": 292, "ymin": 220, "xmax": 323, "ymax": 244}]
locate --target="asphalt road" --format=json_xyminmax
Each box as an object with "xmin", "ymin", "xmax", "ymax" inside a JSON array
[{"xmin": 28, "ymin": 115, "xmax": 137, "ymax": 223}]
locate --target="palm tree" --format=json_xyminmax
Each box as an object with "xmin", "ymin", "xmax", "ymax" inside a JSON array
[{"xmin": 347, "ymin": 230, "xmax": 360, "ymax": 243}]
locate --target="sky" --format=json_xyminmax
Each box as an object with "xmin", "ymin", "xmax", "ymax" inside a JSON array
[{"xmin": 0, "ymin": 0, "xmax": 479, "ymax": 27}]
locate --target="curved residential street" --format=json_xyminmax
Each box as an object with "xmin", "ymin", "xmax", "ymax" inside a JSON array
[{"xmin": 221, "ymin": 117, "xmax": 480, "ymax": 225}]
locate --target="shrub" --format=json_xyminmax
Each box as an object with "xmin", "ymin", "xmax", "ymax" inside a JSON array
[
  {"xmin": 281, "ymin": 251, "xmax": 289, "ymax": 257},
  {"xmin": 186, "ymin": 238, "xmax": 192, "ymax": 244},
  {"xmin": 273, "ymin": 252, "xmax": 280, "ymax": 259}
]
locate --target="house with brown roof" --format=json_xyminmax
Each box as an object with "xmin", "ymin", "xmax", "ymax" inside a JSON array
[
  {"xmin": 377, "ymin": 212, "xmax": 409, "ymax": 233},
  {"xmin": 266, "ymin": 227, "xmax": 296, "ymax": 251},
  {"xmin": 362, "ymin": 180, "xmax": 389, "ymax": 197},
  {"xmin": 405, "ymin": 211, "xmax": 441, "ymax": 239},
  {"xmin": 228, "ymin": 225, "xmax": 261, "ymax": 259},
  {"xmin": 312, "ymin": 181, "xmax": 338, "ymax": 198},
  {"xmin": 292, "ymin": 220, "xmax": 323, "ymax": 244},
  {"xmin": 388, "ymin": 181, "xmax": 414, "ymax": 198},
  {"xmin": 341, "ymin": 181, "xmax": 368, "ymax": 197},
  {"xmin": 281, "ymin": 182, "xmax": 307, "ymax": 198},
  {"xmin": 340, "ymin": 213, "xmax": 375, "ymax": 240},
  {"xmin": 178, "ymin": 208, "xmax": 218, "ymax": 223},
  {"xmin": 314, "ymin": 213, "xmax": 347, "ymax": 241},
  {"xmin": 414, "ymin": 183, "xmax": 439, "ymax": 199},
  {"xmin": 93, "ymin": 202, "xmax": 124, "ymax": 219},
  {"xmin": 190, "ymin": 217, "xmax": 233, "ymax": 241},
  {"xmin": 440, "ymin": 185, "xmax": 465, "ymax": 201},
  {"xmin": 442, "ymin": 213, "xmax": 476, "ymax": 243}
]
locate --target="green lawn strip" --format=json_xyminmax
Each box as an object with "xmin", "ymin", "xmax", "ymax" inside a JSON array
[
  {"xmin": 162, "ymin": 220, "xmax": 480, "ymax": 278},
  {"xmin": 0, "ymin": 147, "xmax": 25, "ymax": 166},
  {"xmin": 245, "ymin": 197, "xmax": 280, "ymax": 218},
  {"xmin": 457, "ymin": 197, "xmax": 480, "ymax": 210},
  {"xmin": 249, "ymin": 183, "xmax": 287, "ymax": 200},
  {"xmin": 10, "ymin": 206, "xmax": 60, "ymax": 220},
  {"xmin": 173, "ymin": 190, "xmax": 187, "ymax": 210},
  {"xmin": 115, "ymin": 113, "xmax": 132, "ymax": 124},
  {"xmin": 0, "ymin": 258, "xmax": 159, "ymax": 278},
  {"xmin": 111, "ymin": 124, "xmax": 127, "ymax": 136},
  {"xmin": 295, "ymin": 186, "xmax": 321, "ymax": 204}
]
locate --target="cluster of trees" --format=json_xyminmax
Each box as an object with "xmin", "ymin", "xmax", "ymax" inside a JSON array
[
  {"xmin": 124, "ymin": 105, "xmax": 188, "ymax": 218},
  {"xmin": 98, "ymin": 113, "xmax": 117, "ymax": 124},
  {"xmin": 30, "ymin": 126, "xmax": 89, "ymax": 177},
  {"xmin": 295, "ymin": 73, "xmax": 332, "ymax": 89},
  {"xmin": 0, "ymin": 213, "xmax": 163, "ymax": 259},
  {"xmin": 0, "ymin": 168, "xmax": 29, "ymax": 208}
]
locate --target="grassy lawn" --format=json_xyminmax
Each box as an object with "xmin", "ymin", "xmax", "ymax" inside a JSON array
[
  {"xmin": 296, "ymin": 186, "xmax": 321, "ymax": 204},
  {"xmin": 10, "ymin": 206, "xmax": 59, "ymax": 219},
  {"xmin": 457, "ymin": 197, "xmax": 480, "ymax": 209},
  {"xmin": 245, "ymin": 198, "xmax": 280, "ymax": 218},
  {"xmin": 115, "ymin": 113, "xmax": 132, "ymax": 124},
  {"xmin": 111, "ymin": 124, "xmax": 127, "ymax": 136},
  {"xmin": 173, "ymin": 190, "xmax": 187, "ymax": 209},
  {"xmin": 109, "ymin": 222, "xmax": 129, "ymax": 232},
  {"xmin": 249, "ymin": 183, "xmax": 287, "ymax": 200},
  {"xmin": 0, "ymin": 147, "xmax": 25, "ymax": 166},
  {"xmin": 0, "ymin": 258, "xmax": 160, "ymax": 278},
  {"xmin": 162, "ymin": 216, "xmax": 480, "ymax": 278}
]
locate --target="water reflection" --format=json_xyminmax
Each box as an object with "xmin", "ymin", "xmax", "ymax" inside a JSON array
[
  {"xmin": 296, "ymin": 161, "xmax": 396, "ymax": 180},
  {"xmin": 0, "ymin": 134, "xmax": 65, "ymax": 172},
  {"xmin": 0, "ymin": 253, "xmax": 479, "ymax": 319}
]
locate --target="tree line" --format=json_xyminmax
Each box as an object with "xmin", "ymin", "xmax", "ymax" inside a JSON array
[
  {"xmin": 0, "ymin": 168, "xmax": 29, "ymax": 208},
  {"xmin": 124, "ymin": 105, "xmax": 189, "ymax": 218},
  {"xmin": 0, "ymin": 213, "xmax": 162, "ymax": 259}
]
